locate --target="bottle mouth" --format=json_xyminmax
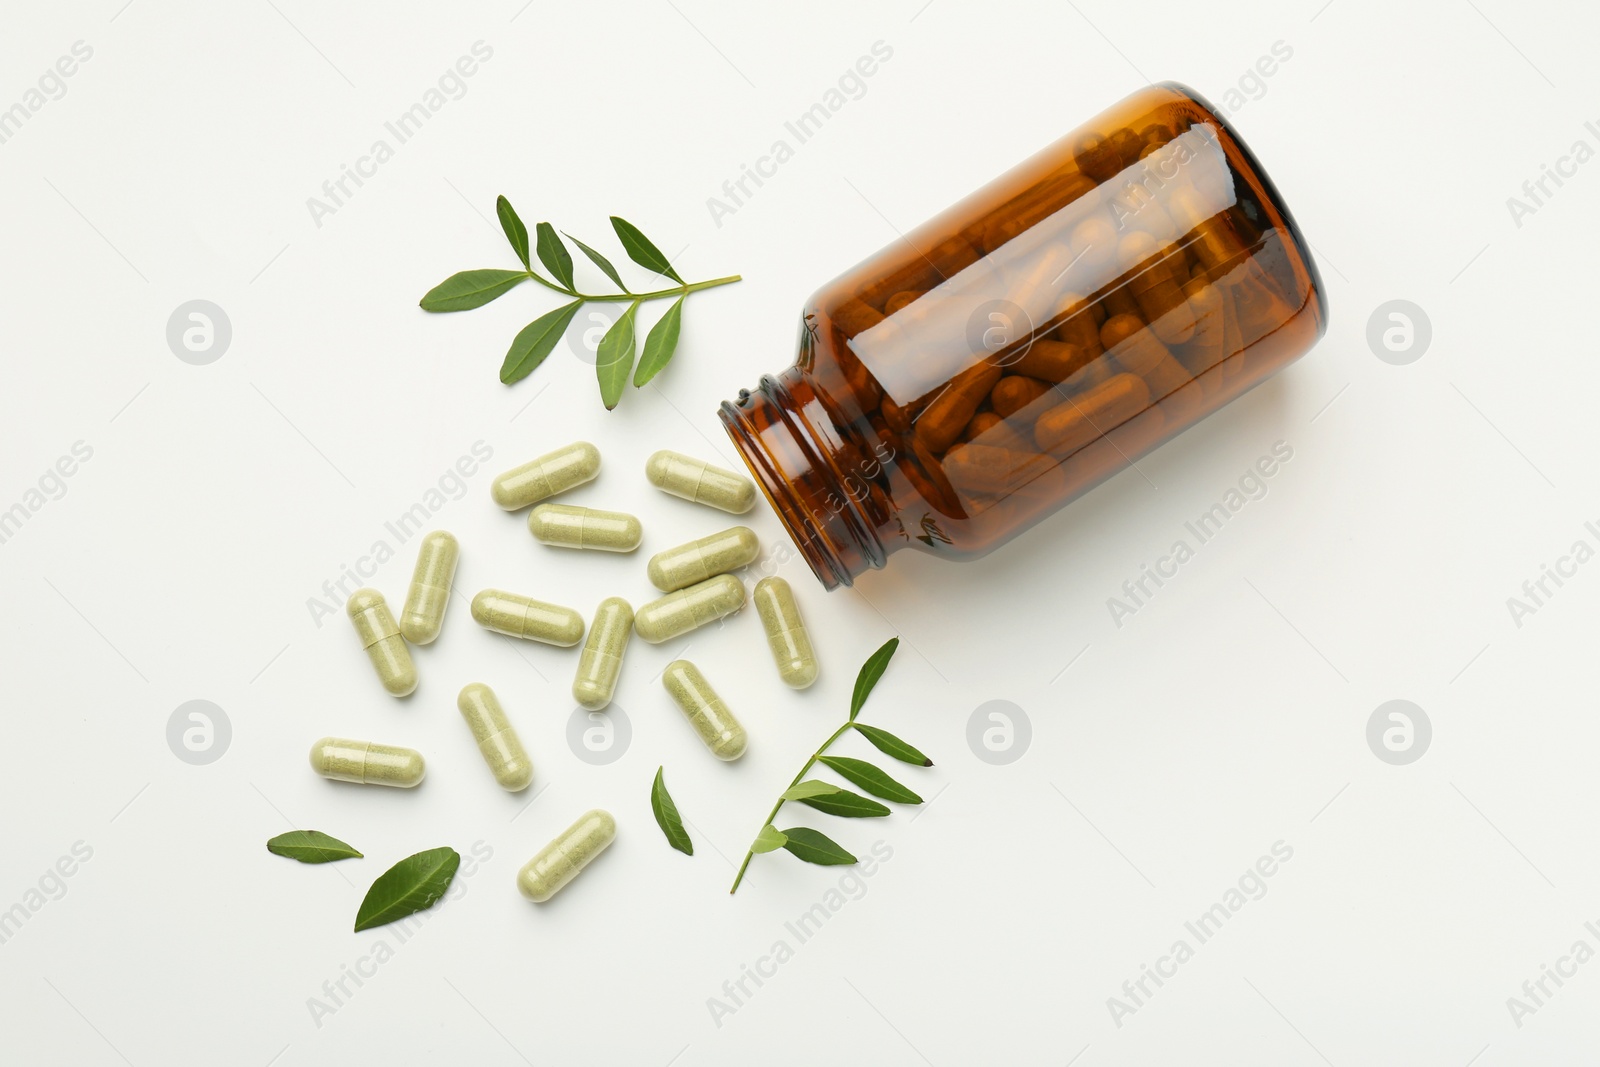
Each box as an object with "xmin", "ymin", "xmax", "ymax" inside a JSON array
[{"xmin": 719, "ymin": 374, "xmax": 882, "ymax": 591}]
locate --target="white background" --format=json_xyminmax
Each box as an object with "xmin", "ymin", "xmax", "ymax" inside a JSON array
[{"xmin": 1, "ymin": 0, "xmax": 1595, "ymax": 1063}]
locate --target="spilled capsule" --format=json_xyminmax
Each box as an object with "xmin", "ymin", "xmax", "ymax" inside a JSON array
[
  {"xmin": 644, "ymin": 450, "xmax": 757, "ymax": 514},
  {"xmin": 517, "ymin": 809, "xmax": 616, "ymax": 902},
  {"xmin": 752, "ymin": 576, "xmax": 818, "ymax": 689},
  {"xmin": 662, "ymin": 660, "xmax": 747, "ymax": 760},
  {"xmin": 457, "ymin": 683, "xmax": 534, "ymax": 792},
  {"xmin": 529, "ymin": 504, "xmax": 642, "ymax": 553},
  {"xmin": 471, "ymin": 589, "xmax": 585, "ymax": 646},
  {"xmin": 490, "ymin": 441, "xmax": 600, "ymax": 511},
  {"xmin": 634, "ymin": 574, "xmax": 746, "ymax": 644},
  {"xmin": 399, "ymin": 531, "xmax": 458, "ymax": 645},
  {"xmin": 309, "ymin": 737, "xmax": 425, "ymax": 787},
  {"xmin": 574, "ymin": 597, "xmax": 633, "ymax": 710},
  {"xmin": 347, "ymin": 589, "xmax": 417, "ymax": 697},
  {"xmin": 646, "ymin": 526, "xmax": 759, "ymax": 592}
]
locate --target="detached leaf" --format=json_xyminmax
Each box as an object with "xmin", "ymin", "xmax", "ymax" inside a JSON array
[
  {"xmin": 818, "ymin": 755, "xmax": 922, "ymax": 805},
  {"xmin": 596, "ymin": 301, "xmax": 640, "ymax": 410},
  {"xmin": 853, "ymin": 723, "xmax": 933, "ymax": 767},
  {"xmin": 780, "ymin": 780, "xmax": 841, "ymax": 802},
  {"xmin": 420, "ymin": 269, "xmax": 528, "ymax": 312},
  {"xmin": 798, "ymin": 788, "xmax": 890, "ymax": 819},
  {"xmin": 496, "ymin": 196, "xmax": 531, "ymax": 270},
  {"xmin": 633, "ymin": 296, "xmax": 684, "ymax": 387},
  {"xmin": 535, "ymin": 222, "xmax": 575, "ymax": 291},
  {"xmin": 778, "ymin": 826, "xmax": 857, "ymax": 866},
  {"xmin": 266, "ymin": 830, "xmax": 362, "ymax": 863},
  {"xmin": 750, "ymin": 824, "xmax": 788, "ymax": 853},
  {"xmin": 565, "ymin": 232, "xmax": 630, "ymax": 293},
  {"xmin": 500, "ymin": 300, "xmax": 583, "ymax": 384},
  {"xmin": 353, "ymin": 847, "xmax": 460, "ymax": 932},
  {"xmin": 849, "ymin": 637, "xmax": 900, "ymax": 721},
  {"xmin": 651, "ymin": 766, "xmax": 694, "ymax": 856},
  {"xmin": 610, "ymin": 216, "xmax": 683, "ymax": 284}
]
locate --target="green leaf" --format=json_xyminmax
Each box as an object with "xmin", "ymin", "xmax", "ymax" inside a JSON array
[
  {"xmin": 651, "ymin": 766, "xmax": 694, "ymax": 856},
  {"xmin": 353, "ymin": 847, "xmax": 460, "ymax": 932},
  {"xmin": 535, "ymin": 222, "xmax": 575, "ymax": 291},
  {"xmin": 596, "ymin": 301, "xmax": 640, "ymax": 410},
  {"xmin": 778, "ymin": 826, "xmax": 857, "ymax": 866},
  {"xmin": 818, "ymin": 755, "xmax": 922, "ymax": 805},
  {"xmin": 849, "ymin": 637, "xmax": 900, "ymax": 721},
  {"xmin": 420, "ymin": 269, "xmax": 529, "ymax": 312},
  {"xmin": 500, "ymin": 300, "xmax": 583, "ymax": 384},
  {"xmin": 853, "ymin": 723, "xmax": 933, "ymax": 767},
  {"xmin": 496, "ymin": 196, "xmax": 531, "ymax": 270},
  {"xmin": 610, "ymin": 216, "xmax": 683, "ymax": 284},
  {"xmin": 780, "ymin": 780, "xmax": 841, "ymax": 802},
  {"xmin": 633, "ymin": 296, "xmax": 684, "ymax": 387},
  {"xmin": 266, "ymin": 830, "xmax": 362, "ymax": 863},
  {"xmin": 750, "ymin": 824, "xmax": 788, "ymax": 853},
  {"xmin": 798, "ymin": 788, "xmax": 890, "ymax": 819},
  {"xmin": 565, "ymin": 232, "xmax": 630, "ymax": 293}
]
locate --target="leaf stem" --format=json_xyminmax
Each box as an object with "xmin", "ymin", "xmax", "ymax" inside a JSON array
[
  {"xmin": 729, "ymin": 720, "xmax": 856, "ymax": 895},
  {"xmin": 523, "ymin": 271, "xmax": 741, "ymax": 303}
]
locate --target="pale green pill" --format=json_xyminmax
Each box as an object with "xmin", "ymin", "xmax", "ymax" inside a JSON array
[
  {"xmin": 662, "ymin": 660, "xmax": 747, "ymax": 761},
  {"xmin": 647, "ymin": 526, "xmax": 760, "ymax": 592},
  {"xmin": 471, "ymin": 589, "xmax": 585, "ymax": 646},
  {"xmin": 645, "ymin": 450, "xmax": 757, "ymax": 514},
  {"xmin": 753, "ymin": 576, "xmax": 819, "ymax": 689},
  {"xmin": 347, "ymin": 589, "xmax": 417, "ymax": 697},
  {"xmin": 528, "ymin": 504, "xmax": 643, "ymax": 553},
  {"xmin": 457, "ymin": 683, "xmax": 534, "ymax": 792},
  {"xmin": 517, "ymin": 809, "xmax": 616, "ymax": 903},
  {"xmin": 634, "ymin": 574, "xmax": 747, "ymax": 644},
  {"xmin": 399, "ymin": 531, "xmax": 458, "ymax": 645},
  {"xmin": 574, "ymin": 597, "xmax": 633, "ymax": 710},
  {"xmin": 309, "ymin": 737, "xmax": 425, "ymax": 787},
  {"xmin": 491, "ymin": 441, "xmax": 601, "ymax": 510}
]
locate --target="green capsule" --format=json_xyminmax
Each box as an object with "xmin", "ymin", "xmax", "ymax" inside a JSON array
[
  {"xmin": 399, "ymin": 531, "xmax": 458, "ymax": 645},
  {"xmin": 646, "ymin": 526, "xmax": 760, "ymax": 592},
  {"xmin": 471, "ymin": 589, "xmax": 585, "ymax": 646},
  {"xmin": 753, "ymin": 576, "xmax": 819, "ymax": 689},
  {"xmin": 574, "ymin": 597, "xmax": 633, "ymax": 710},
  {"xmin": 490, "ymin": 441, "xmax": 601, "ymax": 510},
  {"xmin": 662, "ymin": 660, "xmax": 747, "ymax": 760},
  {"xmin": 457, "ymin": 683, "xmax": 534, "ymax": 792},
  {"xmin": 309, "ymin": 737, "xmax": 425, "ymax": 787},
  {"xmin": 634, "ymin": 574, "xmax": 746, "ymax": 644},
  {"xmin": 528, "ymin": 504, "xmax": 642, "ymax": 553},
  {"xmin": 347, "ymin": 589, "xmax": 417, "ymax": 697},
  {"xmin": 517, "ymin": 809, "xmax": 616, "ymax": 903},
  {"xmin": 645, "ymin": 450, "xmax": 757, "ymax": 514}
]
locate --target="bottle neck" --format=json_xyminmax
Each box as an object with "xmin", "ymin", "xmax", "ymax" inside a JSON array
[{"xmin": 720, "ymin": 370, "xmax": 891, "ymax": 590}]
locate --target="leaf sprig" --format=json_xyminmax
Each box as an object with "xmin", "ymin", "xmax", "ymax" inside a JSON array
[
  {"xmin": 420, "ymin": 197, "xmax": 741, "ymax": 409},
  {"xmin": 729, "ymin": 638, "xmax": 932, "ymax": 893}
]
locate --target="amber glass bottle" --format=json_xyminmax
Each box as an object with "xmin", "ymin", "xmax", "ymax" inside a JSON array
[{"xmin": 721, "ymin": 82, "xmax": 1326, "ymax": 590}]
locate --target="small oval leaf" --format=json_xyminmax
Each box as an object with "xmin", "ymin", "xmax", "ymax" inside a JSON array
[
  {"xmin": 632, "ymin": 296, "xmax": 684, "ymax": 387},
  {"xmin": 420, "ymin": 269, "xmax": 528, "ymax": 312},
  {"xmin": 750, "ymin": 824, "xmax": 788, "ymax": 854},
  {"xmin": 651, "ymin": 766, "xmax": 694, "ymax": 856},
  {"xmin": 565, "ymin": 231, "xmax": 630, "ymax": 293},
  {"xmin": 798, "ymin": 788, "xmax": 890, "ymax": 819},
  {"xmin": 496, "ymin": 196, "xmax": 531, "ymax": 270},
  {"xmin": 596, "ymin": 301, "xmax": 640, "ymax": 410},
  {"xmin": 501, "ymin": 300, "xmax": 583, "ymax": 384},
  {"xmin": 778, "ymin": 826, "xmax": 857, "ymax": 866},
  {"xmin": 817, "ymin": 755, "xmax": 922, "ymax": 805},
  {"xmin": 853, "ymin": 723, "xmax": 933, "ymax": 766},
  {"xmin": 849, "ymin": 637, "xmax": 899, "ymax": 721},
  {"xmin": 353, "ymin": 847, "xmax": 461, "ymax": 932},
  {"xmin": 610, "ymin": 216, "xmax": 683, "ymax": 284},
  {"xmin": 780, "ymin": 780, "xmax": 841, "ymax": 802},
  {"xmin": 266, "ymin": 830, "xmax": 362, "ymax": 863},
  {"xmin": 535, "ymin": 222, "xmax": 575, "ymax": 291}
]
